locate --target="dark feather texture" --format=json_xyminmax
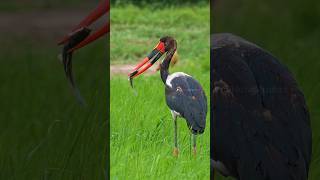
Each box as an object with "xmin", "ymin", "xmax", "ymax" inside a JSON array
[
  {"xmin": 165, "ymin": 75, "xmax": 207, "ymax": 134},
  {"xmin": 211, "ymin": 33, "xmax": 312, "ymax": 180}
]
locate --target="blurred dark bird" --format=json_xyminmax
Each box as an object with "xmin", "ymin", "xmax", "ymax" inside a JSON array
[
  {"xmin": 129, "ymin": 36, "xmax": 207, "ymax": 156},
  {"xmin": 211, "ymin": 33, "xmax": 312, "ymax": 180},
  {"xmin": 58, "ymin": 0, "xmax": 109, "ymax": 105}
]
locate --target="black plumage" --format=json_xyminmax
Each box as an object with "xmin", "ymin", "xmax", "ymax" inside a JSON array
[
  {"xmin": 165, "ymin": 74, "xmax": 207, "ymax": 134},
  {"xmin": 211, "ymin": 33, "xmax": 312, "ymax": 180},
  {"xmin": 158, "ymin": 36, "xmax": 207, "ymax": 155},
  {"xmin": 129, "ymin": 36, "xmax": 207, "ymax": 156}
]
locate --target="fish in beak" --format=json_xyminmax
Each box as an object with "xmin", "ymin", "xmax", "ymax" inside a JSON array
[
  {"xmin": 58, "ymin": 0, "xmax": 109, "ymax": 105},
  {"xmin": 58, "ymin": 0, "xmax": 109, "ymax": 52}
]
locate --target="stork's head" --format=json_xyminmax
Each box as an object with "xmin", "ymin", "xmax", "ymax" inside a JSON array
[
  {"xmin": 129, "ymin": 36, "xmax": 177, "ymax": 78},
  {"xmin": 159, "ymin": 36, "xmax": 177, "ymax": 53}
]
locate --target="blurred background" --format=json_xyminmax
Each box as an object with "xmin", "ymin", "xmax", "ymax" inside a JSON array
[
  {"xmin": 0, "ymin": 0, "xmax": 108, "ymax": 179},
  {"xmin": 213, "ymin": 0, "xmax": 320, "ymax": 179},
  {"xmin": 110, "ymin": 0, "xmax": 210, "ymax": 179},
  {"xmin": 111, "ymin": 0, "xmax": 207, "ymax": 6}
]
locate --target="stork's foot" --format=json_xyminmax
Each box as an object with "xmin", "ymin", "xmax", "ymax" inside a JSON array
[{"xmin": 173, "ymin": 147, "xmax": 179, "ymax": 157}]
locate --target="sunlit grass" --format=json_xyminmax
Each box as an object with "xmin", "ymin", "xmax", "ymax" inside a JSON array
[{"xmin": 111, "ymin": 5, "xmax": 209, "ymax": 65}]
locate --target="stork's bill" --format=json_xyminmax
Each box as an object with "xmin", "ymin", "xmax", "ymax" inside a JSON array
[
  {"xmin": 57, "ymin": 0, "xmax": 109, "ymax": 105},
  {"xmin": 58, "ymin": 0, "xmax": 109, "ymax": 52},
  {"xmin": 128, "ymin": 41, "xmax": 166, "ymax": 78}
]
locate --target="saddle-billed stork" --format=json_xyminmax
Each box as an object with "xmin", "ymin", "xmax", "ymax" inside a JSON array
[
  {"xmin": 211, "ymin": 33, "xmax": 312, "ymax": 179},
  {"xmin": 58, "ymin": 0, "xmax": 109, "ymax": 104},
  {"xmin": 129, "ymin": 36, "xmax": 207, "ymax": 156}
]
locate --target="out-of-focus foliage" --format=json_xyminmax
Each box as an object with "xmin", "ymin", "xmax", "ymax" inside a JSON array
[
  {"xmin": 0, "ymin": 0, "xmax": 108, "ymax": 178},
  {"xmin": 0, "ymin": 0, "xmax": 99, "ymax": 11},
  {"xmin": 111, "ymin": 5, "xmax": 209, "ymax": 65}
]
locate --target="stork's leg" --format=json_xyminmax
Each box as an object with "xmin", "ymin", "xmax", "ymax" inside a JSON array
[
  {"xmin": 192, "ymin": 134, "xmax": 197, "ymax": 156},
  {"xmin": 189, "ymin": 132, "xmax": 192, "ymax": 156},
  {"xmin": 171, "ymin": 111, "xmax": 179, "ymax": 157}
]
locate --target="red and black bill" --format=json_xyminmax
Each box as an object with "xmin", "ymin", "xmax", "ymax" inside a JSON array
[{"xmin": 129, "ymin": 41, "xmax": 166, "ymax": 78}]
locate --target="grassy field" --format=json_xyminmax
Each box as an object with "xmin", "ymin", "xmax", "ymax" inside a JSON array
[
  {"xmin": 110, "ymin": 5, "xmax": 210, "ymax": 179},
  {"xmin": 0, "ymin": 11, "xmax": 108, "ymax": 180},
  {"xmin": 214, "ymin": 0, "xmax": 320, "ymax": 179}
]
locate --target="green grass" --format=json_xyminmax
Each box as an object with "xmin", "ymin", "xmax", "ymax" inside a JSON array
[
  {"xmin": 111, "ymin": 5, "xmax": 209, "ymax": 65},
  {"xmin": 214, "ymin": 0, "xmax": 320, "ymax": 179},
  {"xmin": 0, "ymin": 35, "xmax": 108, "ymax": 178},
  {"xmin": 110, "ymin": 5, "xmax": 210, "ymax": 179},
  {"xmin": 111, "ymin": 0, "xmax": 208, "ymax": 6}
]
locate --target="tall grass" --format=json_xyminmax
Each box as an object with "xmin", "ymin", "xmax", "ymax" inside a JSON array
[
  {"xmin": 111, "ymin": 5, "xmax": 209, "ymax": 66},
  {"xmin": 0, "ymin": 36, "xmax": 108, "ymax": 179}
]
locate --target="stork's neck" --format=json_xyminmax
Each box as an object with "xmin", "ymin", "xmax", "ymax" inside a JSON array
[{"xmin": 160, "ymin": 49, "xmax": 176, "ymax": 84}]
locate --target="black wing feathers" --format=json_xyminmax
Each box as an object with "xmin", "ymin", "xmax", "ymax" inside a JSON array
[
  {"xmin": 212, "ymin": 33, "xmax": 312, "ymax": 180},
  {"xmin": 165, "ymin": 75, "xmax": 207, "ymax": 134}
]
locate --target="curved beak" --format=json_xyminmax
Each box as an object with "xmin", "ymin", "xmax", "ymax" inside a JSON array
[
  {"xmin": 58, "ymin": 0, "xmax": 109, "ymax": 52},
  {"xmin": 129, "ymin": 41, "xmax": 166, "ymax": 78}
]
